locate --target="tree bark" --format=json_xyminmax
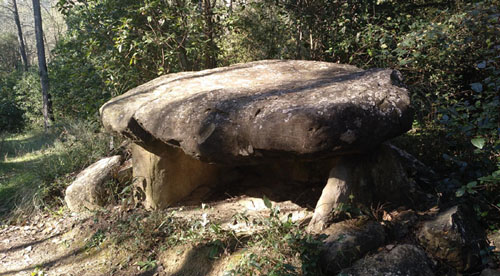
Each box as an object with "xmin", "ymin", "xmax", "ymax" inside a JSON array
[
  {"xmin": 203, "ymin": 0, "xmax": 217, "ymax": 69},
  {"xmin": 12, "ymin": 0, "xmax": 29, "ymax": 71},
  {"xmin": 32, "ymin": 0, "xmax": 54, "ymax": 130}
]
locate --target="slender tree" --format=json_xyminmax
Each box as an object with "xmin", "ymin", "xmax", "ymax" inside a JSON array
[
  {"xmin": 12, "ymin": 0, "xmax": 29, "ymax": 71},
  {"xmin": 32, "ymin": 0, "xmax": 53, "ymax": 129},
  {"xmin": 203, "ymin": 0, "xmax": 217, "ymax": 69}
]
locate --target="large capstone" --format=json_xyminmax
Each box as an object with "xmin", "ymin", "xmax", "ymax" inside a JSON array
[
  {"xmin": 100, "ymin": 60, "xmax": 414, "ymax": 210},
  {"xmin": 100, "ymin": 60, "xmax": 412, "ymax": 164}
]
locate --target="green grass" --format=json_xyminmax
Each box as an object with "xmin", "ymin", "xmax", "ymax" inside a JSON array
[
  {"xmin": 0, "ymin": 120, "xmax": 111, "ymax": 223},
  {"xmin": 0, "ymin": 130, "xmax": 57, "ymax": 217}
]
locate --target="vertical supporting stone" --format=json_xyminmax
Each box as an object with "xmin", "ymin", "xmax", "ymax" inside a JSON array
[
  {"xmin": 307, "ymin": 143, "xmax": 418, "ymax": 233},
  {"xmin": 307, "ymin": 157, "xmax": 369, "ymax": 233},
  {"xmin": 131, "ymin": 143, "xmax": 220, "ymax": 209}
]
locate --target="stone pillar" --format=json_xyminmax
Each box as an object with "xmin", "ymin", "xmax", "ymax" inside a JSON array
[
  {"xmin": 131, "ymin": 143, "xmax": 220, "ymax": 209},
  {"xmin": 307, "ymin": 144, "xmax": 418, "ymax": 233},
  {"xmin": 307, "ymin": 156, "xmax": 370, "ymax": 233}
]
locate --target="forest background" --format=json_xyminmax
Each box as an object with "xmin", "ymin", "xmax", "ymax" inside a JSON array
[{"xmin": 0, "ymin": 0, "xmax": 499, "ymax": 245}]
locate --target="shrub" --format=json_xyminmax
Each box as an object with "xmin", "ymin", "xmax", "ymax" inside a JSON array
[
  {"xmin": 13, "ymin": 70, "xmax": 44, "ymax": 128},
  {"xmin": 0, "ymin": 70, "xmax": 24, "ymax": 132}
]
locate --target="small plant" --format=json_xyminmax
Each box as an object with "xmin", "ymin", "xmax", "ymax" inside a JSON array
[
  {"xmin": 30, "ymin": 266, "xmax": 47, "ymax": 276},
  {"xmin": 226, "ymin": 196, "xmax": 324, "ymax": 275},
  {"xmin": 136, "ymin": 258, "xmax": 157, "ymax": 271},
  {"xmin": 85, "ymin": 229, "xmax": 106, "ymax": 250}
]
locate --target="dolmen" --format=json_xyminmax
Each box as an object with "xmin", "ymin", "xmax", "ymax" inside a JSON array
[{"xmin": 100, "ymin": 60, "xmax": 415, "ymax": 232}]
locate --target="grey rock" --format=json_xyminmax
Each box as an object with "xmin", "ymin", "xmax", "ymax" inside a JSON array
[
  {"xmin": 387, "ymin": 210, "xmax": 418, "ymax": 240},
  {"xmin": 100, "ymin": 60, "xmax": 412, "ymax": 164},
  {"xmin": 488, "ymin": 231, "xmax": 500, "ymax": 253},
  {"xmin": 340, "ymin": 244, "xmax": 434, "ymax": 276},
  {"xmin": 481, "ymin": 269, "xmax": 500, "ymax": 276},
  {"xmin": 65, "ymin": 155, "xmax": 122, "ymax": 212},
  {"xmin": 320, "ymin": 219, "xmax": 386, "ymax": 274},
  {"xmin": 417, "ymin": 205, "xmax": 487, "ymax": 271}
]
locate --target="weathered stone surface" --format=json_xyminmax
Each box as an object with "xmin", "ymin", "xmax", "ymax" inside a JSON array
[
  {"xmin": 113, "ymin": 158, "xmax": 132, "ymax": 184},
  {"xmin": 319, "ymin": 219, "xmax": 386, "ymax": 274},
  {"xmin": 488, "ymin": 231, "xmax": 500, "ymax": 253},
  {"xmin": 65, "ymin": 155, "xmax": 122, "ymax": 212},
  {"xmin": 100, "ymin": 60, "xmax": 412, "ymax": 164},
  {"xmin": 387, "ymin": 143, "xmax": 437, "ymax": 185},
  {"xmin": 131, "ymin": 143, "xmax": 220, "ymax": 209},
  {"xmin": 340, "ymin": 244, "xmax": 435, "ymax": 276},
  {"xmin": 481, "ymin": 269, "xmax": 500, "ymax": 276},
  {"xmin": 417, "ymin": 205, "xmax": 487, "ymax": 271},
  {"xmin": 308, "ymin": 143, "xmax": 423, "ymax": 232},
  {"xmin": 386, "ymin": 209, "xmax": 418, "ymax": 240}
]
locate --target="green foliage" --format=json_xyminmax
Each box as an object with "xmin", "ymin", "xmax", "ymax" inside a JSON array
[
  {"xmin": 0, "ymin": 68, "xmax": 26, "ymax": 132},
  {"xmin": 0, "ymin": 119, "xmax": 110, "ymax": 221},
  {"xmin": 50, "ymin": 0, "xmax": 226, "ymax": 118},
  {"xmin": 136, "ymin": 258, "xmax": 157, "ymax": 271},
  {"xmin": 85, "ymin": 229, "xmax": 107, "ymax": 250},
  {"xmin": 13, "ymin": 70, "xmax": 44, "ymax": 128},
  {"xmin": 0, "ymin": 33, "xmax": 21, "ymax": 75},
  {"xmin": 218, "ymin": 1, "xmax": 296, "ymax": 63},
  {"xmin": 49, "ymin": 38, "xmax": 108, "ymax": 120},
  {"xmin": 0, "ymin": 99, "xmax": 23, "ymax": 132}
]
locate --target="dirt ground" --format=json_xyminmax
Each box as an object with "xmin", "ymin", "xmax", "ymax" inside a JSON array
[{"xmin": 0, "ymin": 192, "xmax": 313, "ymax": 276}]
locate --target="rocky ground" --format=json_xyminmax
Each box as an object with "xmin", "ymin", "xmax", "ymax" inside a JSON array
[
  {"xmin": 1, "ymin": 129, "xmax": 499, "ymax": 275},
  {"xmin": 0, "ymin": 195, "xmax": 312, "ymax": 276},
  {"xmin": 1, "ymin": 186, "xmax": 499, "ymax": 275}
]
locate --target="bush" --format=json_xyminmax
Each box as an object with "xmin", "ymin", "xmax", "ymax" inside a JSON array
[
  {"xmin": 0, "ymin": 70, "xmax": 25, "ymax": 132},
  {"xmin": 0, "ymin": 99, "xmax": 23, "ymax": 132},
  {"xmin": 13, "ymin": 70, "xmax": 44, "ymax": 128}
]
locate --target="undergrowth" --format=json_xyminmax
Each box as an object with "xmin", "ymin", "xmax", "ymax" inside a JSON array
[
  {"xmin": 86, "ymin": 197, "xmax": 324, "ymax": 275},
  {"xmin": 224, "ymin": 198, "xmax": 324, "ymax": 276},
  {"xmin": 0, "ymin": 119, "xmax": 110, "ymax": 223}
]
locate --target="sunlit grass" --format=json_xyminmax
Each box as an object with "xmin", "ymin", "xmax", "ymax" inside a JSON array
[
  {"xmin": 3, "ymin": 149, "xmax": 48, "ymax": 164},
  {"xmin": 0, "ymin": 120, "xmax": 111, "ymax": 223}
]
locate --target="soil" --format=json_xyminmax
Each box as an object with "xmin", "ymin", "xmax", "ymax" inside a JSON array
[{"xmin": 0, "ymin": 192, "xmax": 313, "ymax": 276}]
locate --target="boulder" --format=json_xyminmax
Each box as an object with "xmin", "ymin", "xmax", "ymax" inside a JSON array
[
  {"xmin": 417, "ymin": 205, "xmax": 487, "ymax": 271},
  {"xmin": 319, "ymin": 219, "xmax": 386, "ymax": 274},
  {"xmin": 65, "ymin": 155, "xmax": 122, "ymax": 212},
  {"xmin": 488, "ymin": 231, "xmax": 500, "ymax": 253},
  {"xmin": 339, "ymin": 244, "xmax": 435, "ymax": 276},
  {"xmin": 100, "ymin": 60, "xmax": 413, "ymax": 210},
  {"xmin": 100, "ymin": 60, "xmax": 412, "ymax": 164},
  {"xmin": 482, "ymin": 269, "xmax": 500, "ymax": 276},
  {"xmin": 386, "ymin": 209, "xmax": 418, "ymax": 240}
]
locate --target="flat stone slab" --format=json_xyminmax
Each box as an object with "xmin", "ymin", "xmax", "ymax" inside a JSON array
[{"xmin": 100, "ymin": 60, "xmax": 412, "ymax": 164}]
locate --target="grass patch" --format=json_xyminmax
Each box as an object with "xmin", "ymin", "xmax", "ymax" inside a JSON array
[{"xmin": 0, "ymin": 120, "xmax": 111, "ymax": 223}]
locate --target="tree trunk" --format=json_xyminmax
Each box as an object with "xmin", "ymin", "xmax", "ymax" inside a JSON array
[
  {"xmin": 32, "ymin": 0, "xmax": 54, "ymax": 130},
  {"xmin": 12, "ymin": 0, "xmax": 29, "ymax": 71},
  {"xmin": 203, "ymin": 0, "xmax": 217, "ymax": 69}
]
